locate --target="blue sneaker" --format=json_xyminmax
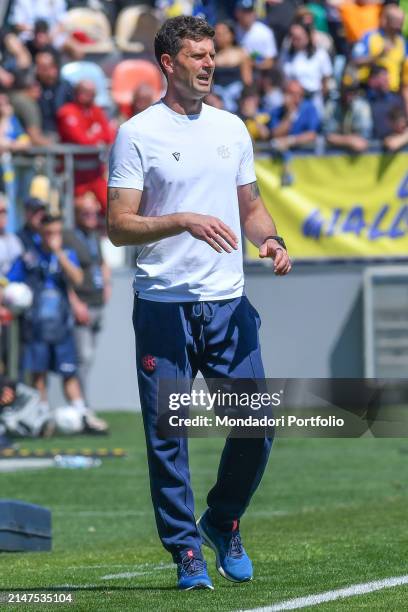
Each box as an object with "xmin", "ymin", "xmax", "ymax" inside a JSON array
[
  {"xmin": 177, "ymin": 549, "xmax": 214, "ymax": 591},
  {"xmin": 197, "ymin": 511, "xmax": 253, "ymax": 583}
]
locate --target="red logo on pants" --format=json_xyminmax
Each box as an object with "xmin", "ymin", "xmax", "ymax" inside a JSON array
[{"xmin": 142, "ymin": 355, "xmax": 156, "ymax": 372}]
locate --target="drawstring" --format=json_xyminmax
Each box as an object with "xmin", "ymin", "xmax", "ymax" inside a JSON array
[{"xmin": 188, "ymin": 302, "xmax": 216, "ymax": 347}]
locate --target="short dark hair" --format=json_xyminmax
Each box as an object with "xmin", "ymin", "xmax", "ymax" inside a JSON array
[
  {"xmin": 154, "ymin": 16, "xmax": 215, "ymax": 75},
  {"xmin": 41, "ymin": 213, "xmax": 62, "ymax": 226}
]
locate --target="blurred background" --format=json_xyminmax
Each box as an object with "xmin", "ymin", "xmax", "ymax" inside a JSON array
[{"xmin": 0, "ymin": 0, "xmax": 408, "ymax": 440}]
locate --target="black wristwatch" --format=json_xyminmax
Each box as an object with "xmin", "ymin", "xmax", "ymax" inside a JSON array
[{"xmin": 263, "ymin": 235, "xmax": 287, "ymax": 250}]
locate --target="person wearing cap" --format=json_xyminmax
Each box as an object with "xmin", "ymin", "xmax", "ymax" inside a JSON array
[
  {"xmin": 17, "ymin": 197, "xmax": 47, "ymax": 252},
  {"xmin": 323, "ymin": 78, "xmax": 373, "ymax": 152},
  {"xmin": 235, "ymin": 0, "xmax": 277, "ymax": 71}
]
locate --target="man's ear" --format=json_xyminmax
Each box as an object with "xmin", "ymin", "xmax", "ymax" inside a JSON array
[{"xmin": 160, "ymin": 53, "xmax": 174, "ymax": 76}]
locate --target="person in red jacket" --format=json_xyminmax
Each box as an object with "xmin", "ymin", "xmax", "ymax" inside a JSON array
[{"xmin": 57, "ymin": 80, "xmax": 116, "ymax": 213}]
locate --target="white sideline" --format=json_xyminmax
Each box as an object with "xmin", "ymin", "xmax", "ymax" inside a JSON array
[
  {"xmin": 242, "ymin": 575, "xmax": 408, "ymax": 611},
  {"xmin": 101, "ymin": 564, "xmax": 174, "ymax": 580}
]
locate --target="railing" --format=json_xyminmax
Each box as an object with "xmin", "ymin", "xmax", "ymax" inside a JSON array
[{"xmin": 9, "ymin": 144, "xmax": 108, "ymax": 229}]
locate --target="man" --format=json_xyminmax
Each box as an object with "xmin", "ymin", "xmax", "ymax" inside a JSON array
[
  {"xmin": 269, "ymin": 79, "xmax": 320, "ymax": 150},
  {"xmin": 235, "ymin": 0, "xmax": 277, "ymax": 71},
  {"xmin": 8, "ymin": 214, "xmax": 108, "ymax": 434},
  {"xmin": 57, "ymin": 80, "xmax": 116, "ymax": 213},
  {"xmin": 63, "ymin": 192, "xmax": 111, "ymax": 402},
  {"xmin": 323, "ymin": 79, "xmax": 372, "ymax": 152},
  {"xmin": 35, "ymin": 51, "xmax": 74, "ymax": 135},
  {"xmin": 17, "ymin": 196, "xmax": 47, "ymax": 251},
  {"xmin": 108, "ymin": 16, "xmax": 291, "ymax": 590},
  {"xmin": 9, "ymin": 72, "xmax": 53, "ymax": 147},
  {"xmin": 367, "ymin": 64, "xmax": 405, "ymax": 141},
  {"xmin": 351, "ymin": 4, "xmax": 406, "ymax": 95}
]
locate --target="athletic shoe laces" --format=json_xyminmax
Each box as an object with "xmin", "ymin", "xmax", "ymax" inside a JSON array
[
  {"xmin": 229, "ymin": 530, "xmax": 244, "ymax": 558},
  {"xmin": 180, "ymin": 552, "xmax": 206, "ymax": 576}
]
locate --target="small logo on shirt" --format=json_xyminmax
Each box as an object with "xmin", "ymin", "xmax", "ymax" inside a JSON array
[
  {"xmin": 172, "ymin": 152, "xmax": 181, "ymax": 161},
  {"xmin": 142, "ymin": 355, "xmax": 157, "ymax": 372},
  {"xmin": 217, "ymin": 145, "xmax": 231, "ymax": 159}
]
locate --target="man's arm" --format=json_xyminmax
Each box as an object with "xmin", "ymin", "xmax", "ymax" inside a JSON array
[
  {"xmin": 107, "ymin": 187, "xmax": 238, "ymax": 253},
  {"xmin": 55, "ymin": 250, "xmax": 83, "ymax": 287},
  {"xmin": 238, "ymin": 181, "xmax": 291, "ymax": 275}
]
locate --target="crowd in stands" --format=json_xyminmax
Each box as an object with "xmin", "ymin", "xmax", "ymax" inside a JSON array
[
  {"xmin": 0, "ymin": 0, "xmax": 407, "ymax": 194},
  {"xmin": 0, "ymin": 0, "xmax": 406, "ymax": 202}
]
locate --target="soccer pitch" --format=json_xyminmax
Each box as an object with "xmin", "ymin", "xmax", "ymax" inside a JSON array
[{"xmin": 0, "ymin": 412, "xmax": 407, "ymax": 611}]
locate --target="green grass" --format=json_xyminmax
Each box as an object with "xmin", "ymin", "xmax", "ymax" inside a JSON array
[{"xmin": 0, "ymin": 412, "xmax": 407, "ymax": 611}]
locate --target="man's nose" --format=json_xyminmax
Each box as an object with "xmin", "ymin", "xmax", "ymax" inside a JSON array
[{"xmin": 203, "ymin": 55, "xmax": 215, "ymax": 69}]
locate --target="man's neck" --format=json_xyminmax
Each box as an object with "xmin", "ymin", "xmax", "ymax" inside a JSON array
[{"xmin": 162, "ymin": 90, "xmax": 203, "ymax": 116}]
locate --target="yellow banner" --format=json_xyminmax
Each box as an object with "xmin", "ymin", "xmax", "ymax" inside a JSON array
[{"xmin": 248, "ymin": 153, "xmax": 408, "ymax": 260}]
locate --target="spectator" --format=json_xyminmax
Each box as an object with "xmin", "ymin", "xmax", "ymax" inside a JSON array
[
  {"xmin": 9, "ymin": 72, "xmax": 54, "ymax": 146},
  {"xmin": 0, "ymin": 193, "xmax": 22, "ymax": 276},
  {"xmin": 383, "ymin": 105, "xmax": 408, "ymax": 151},
  {"xmin": 57, "ymin": 80, "xmax": 116, "ymax": 213},
  {"xmin": 9, "ymin": 0, "xmax": 84, "ymax": 59},
  {"xmin": 25, "ymin": 19, "xmax": 62, "ymax": 63},
  {"xmin": 351, "ymin": 5, "xmax": 406, "ymax": 94},
  {"xmin": 213, "ymin": 20, "xmax": 252, "ymax": 113},
  {"xmin": 259, "ymin": 67, "xmax": 285, "ymax": 115},
  {"xmin": 35, "ymin": 51, "xmax": 74, "ymax": 135},
  {"xmin": 238, "ymin": 85, "xmax": 271, "ymax": 141},
  {"xmin": 7, "ymin": 213, "xmax": 109, "ymax": 434},
  {"xmin": 269, "ymin": 79, "xmax": 320, "ymax": 150},
  {"xmin": 0, "ymin": 26, "xmax": 32, "ymax": 89},
  {"xmin": 17, "ymin": 197, "xmax": 47, "ymax": 251},
  {"xmin": 264, "ymin": 0, "xmax": 300, "ymax": 50},
  {"xmin": 63, "ymin": 192, "xmax": 111, "ymax": 401},
  {"xmin": 292, "ymin": 5, "xmax": 334, "ymax": 54},
  {"xmin": 280, "ymin": 20, "xmax": 332, "ymax": 116},
  {"xmin": 367, "ymin": 64, "xmax": 405, "ymax": 140},
  {"xmin": 235, "ymin": 0, "xmax": 277, "ymax": 71},
  {"xmin": 130, "ymin": 83, "xmax": 156, "ymax": 117},
  {"xmin": 204, "ymin": 91, "xmax": 224, "ymax": 109},
  {"xmin": 340, "ymin": 0, "xmax": 381, "ymax": 46},
  {"xmin": 323, "ymin": 82, "xmax": 372, "ymax": 152},
  {"xmin": 0, "ymin": 90, "xmax": 30, "ymax": 153}
]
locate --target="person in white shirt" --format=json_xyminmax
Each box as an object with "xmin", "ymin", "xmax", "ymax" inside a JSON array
[
  {"xmin": 235, "ymin": 0, "xmax": 277, "ymax": 71},
  {"xmin": 108, "ymin": 15, "xmax": 291, "ymax": 592},
  {"xmin": 280, "ymin": 20, "xmax": 333, "ymax": 116}
]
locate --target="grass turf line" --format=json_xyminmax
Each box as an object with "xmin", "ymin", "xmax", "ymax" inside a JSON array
[{"xmin": 0, "ymin": 412, "xmax": 407, "ymax": 611}]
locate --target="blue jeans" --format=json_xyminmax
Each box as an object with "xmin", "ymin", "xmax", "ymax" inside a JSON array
[{"xmin": 132, "ymin": 295, "xmax": 273, "ymax": 563}]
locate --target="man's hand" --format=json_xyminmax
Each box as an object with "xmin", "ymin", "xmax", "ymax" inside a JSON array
[
  {"xmin": 48, "ymin": 233, "xmax": 63, "ymax": 253},
  {"xmin": 259, "ymin": 238, "xmax": 292, "ymax": 275},
  {"xmin": 0, "ymin": 385, "xmax": 15, "ymax": 406},
  {"xmin": 73, "ymin": 300, "xmax": 90, "ymax": 325},
  {"xmin": 183, "ymin": 213, "xmax": 238, "ymax": 253}
]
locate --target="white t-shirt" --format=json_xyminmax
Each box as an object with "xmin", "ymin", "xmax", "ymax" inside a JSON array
[
  {"xmin": 108, "ymin": 101, "xmax": 256, "ymax": 302},
  {"xmin": 281, "ymin": 48, "xmax": 332, "ymax": 93},
  {"xmin": 236, "ymin": 21, "xmax": 277, "ymax": 62}
]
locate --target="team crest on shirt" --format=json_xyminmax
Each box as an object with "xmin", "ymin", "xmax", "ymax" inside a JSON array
[
  {"xmin": 142, "ymin": 355, "xmax": 157, "ymax": 372},
  {"xmin": 217, "ymin": 145, "xmax": 231, "ymax": 159}
]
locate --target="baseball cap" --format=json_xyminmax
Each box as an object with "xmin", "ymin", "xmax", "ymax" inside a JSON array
[
  {"xmin": 236, "ymin": 0, "xmax": 256, "ymax": 11},
  {"xmin": 24, "ymin": 197, "xmax": 47, "ymax": 211}
]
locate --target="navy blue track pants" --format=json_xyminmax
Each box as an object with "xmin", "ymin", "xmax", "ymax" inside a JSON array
[{"xmin": 132, "ymin": 294, "xmax": 273, "ymax": 563}]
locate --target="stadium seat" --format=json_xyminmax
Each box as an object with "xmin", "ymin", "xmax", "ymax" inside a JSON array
[
  {"xmin": 62, "ymin": 8, "xmax": 115, "ymax": 54},
  {"xmin": 61, "ymin": 61, "xmax": 112, "ymax": 110},
  {"xmin": 115, "ymin": 6, "xmax": 161, "ymax": 55},
  {"xmin": 111, "ymin": 59, "xmax": 163, "ymax": 116}
]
